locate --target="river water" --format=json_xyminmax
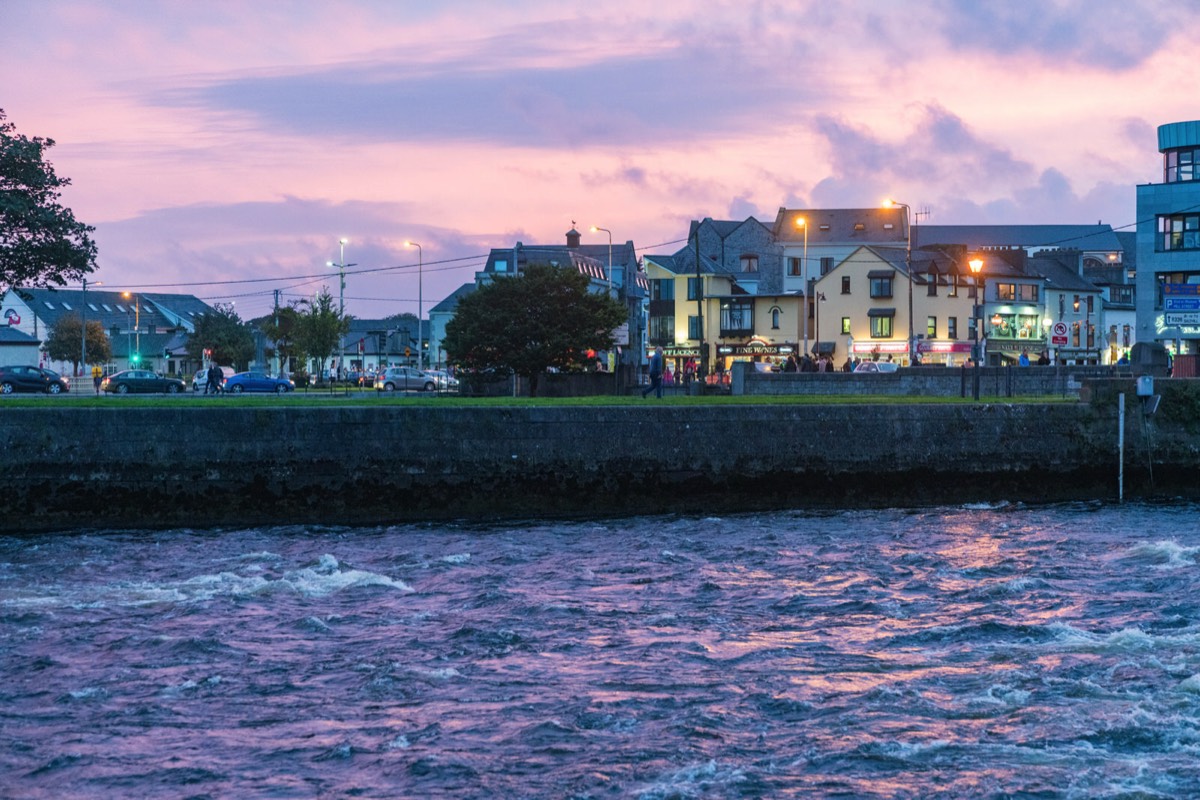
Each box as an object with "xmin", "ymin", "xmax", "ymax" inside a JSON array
[{"xmin": 3, "ymin": 502, "xmax": 1200, "ymax": 799}]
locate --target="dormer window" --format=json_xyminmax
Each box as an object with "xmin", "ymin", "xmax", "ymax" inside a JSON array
[{"xmin": 853, "ymin": 223, "xmax": 866, "ymax": 231}]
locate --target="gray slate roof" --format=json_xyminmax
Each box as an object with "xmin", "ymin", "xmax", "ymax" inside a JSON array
[{"xmin": 917, "ymin": 224, "xmax": 1123, "ymax": 252}]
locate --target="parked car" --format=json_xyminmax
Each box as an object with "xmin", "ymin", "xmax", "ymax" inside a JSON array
[
  {"xmin": 423, "ymin": 369, "xmax": 459, "ymax": 390},
  {"xmin": 192, "ymin": 366, "xmax": 235, "ymax": 392},
  {"xmin": 102, "ymin": 369, "xmax": 186, "ymax": 394},
  {"xmin": 854, "ymin": 361, "xmax": 899, "ymax": 373},
  {"xmin": 374, "ymin": 366, "xmax": 437, "ymax": 392},
  {"xmin": 222, "ymin": 372, "xmax": 295, "ymax": 394},
  {"xmin": 0, "ymin": 365, "xmax": 70, "ymax": 395}
]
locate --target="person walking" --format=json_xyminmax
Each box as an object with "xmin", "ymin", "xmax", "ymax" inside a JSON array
[
  {"xmin": 206, "ymin": 363, "xmax": 222, "ymax": 395},
  {"xmin": 91, "ymin": 364, "xmax": 103, "ymax": 394},
  {"xmin": 642, "ymin": 346, "xmax": 664, "ymax": 399}
]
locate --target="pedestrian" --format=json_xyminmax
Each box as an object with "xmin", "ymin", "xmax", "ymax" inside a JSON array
[
  {"xmin": 91, "ymin": 364, "xmax": 103, "ymax": 394},
  {"xmin": 642, "ymin": 346, "xmax": 664, "ymax": 399},
  {"xmin": 1018, "ymin": 349, "xmax": 1030, "ymax": 366},
  {"xmin": 206, "ymin": 363, "xmax": 222, "ymax": 395},
  {"xmin": 783, "ymin": 355, "xmax": 798, "ymax": 373}
]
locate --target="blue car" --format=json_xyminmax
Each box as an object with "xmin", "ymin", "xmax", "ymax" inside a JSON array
[{"xmin": 221, "ymin": 372, "xmax": 295, "ymax": 394}]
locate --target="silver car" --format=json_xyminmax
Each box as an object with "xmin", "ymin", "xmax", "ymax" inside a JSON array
[
  {"xmin": 423, "ymin": 369, "xmax": 459, "ymax": 390},
  {"xmin": 374, "ymin": 366, "xmax": 437, "ymax": 392}
]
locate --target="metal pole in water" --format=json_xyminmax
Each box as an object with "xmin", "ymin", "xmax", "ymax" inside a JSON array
[{"xmin": 1118, "ymin": 393, "xmax": 1125, "ymax": 503}]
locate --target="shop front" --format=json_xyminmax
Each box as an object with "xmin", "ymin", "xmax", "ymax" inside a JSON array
[
  {"xmin": 850, "ymin": 339, "xmax": 908, "ymax": 365},
  {"xmin": 715, "ymin": 340, "xmax": 797, "ymax": 374},
  {"xmin": 916, "ymin": 340, "xmax": 974, "ymax": 366}
]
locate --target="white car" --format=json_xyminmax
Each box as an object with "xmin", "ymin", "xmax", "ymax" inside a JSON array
[
  {"xmin": 423, "ymin": 369, "xmax": 460, "ymax": 390},
  {"xmin": 193, "ymin": 366, "xmax": 235, "ymax": 391},
  {"xmin": 374, "ymin": 366, "xmax": 437, "ymax": 392},
  {"xmin": 854, "ymin": 361, "xmax": 899, "ymax": 373}
]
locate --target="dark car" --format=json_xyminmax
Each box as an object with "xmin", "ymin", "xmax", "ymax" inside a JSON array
[
  {"xmin": 0, "ymin": 365, "xmax": 70, "ymax": 395},
  {"xmin": 222, "ymin": 372, "xmax": 295, "ymax": 394},
  {"xmin": 101, "ymin": 369, "xmax": 186, "ymax": 394}
]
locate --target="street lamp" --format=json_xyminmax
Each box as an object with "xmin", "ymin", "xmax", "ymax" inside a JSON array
[
  {"xmin": 81, "ymin": 278, "xmax": 102, "ymax": 376},
  {"xmin": 813, "ymin": 291, "xmax": 826, "ymax": 365},
  {"xmin": 796, "ymin": 216, "xmax": 808, "ymax": 357},
  {"xmin": 405, "ymin": 241, "xmax": 423, "ymax": 370},
  {"xmin": 969, "ymin": 256, "xmax": 985, "ymax": 401},
  {"xmin": 122, "ymin": 291, "xmax": 140, "ymax": 367},
  {"xmin": 589, "ymin": 225, "xmax": 613, "ymax": 295},
  {"xmin": 883, "ymin": 199, "xmax": 914, "ymax": 364},
  {"xmin": 326, "ymin": 238, "xmax": 356, "ymax": 379}
]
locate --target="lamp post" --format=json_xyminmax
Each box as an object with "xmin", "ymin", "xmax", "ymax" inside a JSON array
[
  {"xmin": 405, "ymin": 240, "xmax": 423, "ymax": 370},
  {"xmin": 122, "ymin": 291, "xmax": 140, "ymax": 367},
  {"xmin": 813, "ymin": 291, "xmax": 826, "ymax": 364},
  {"xmin": 326, "ymin": 238, "xmax": 355, "ymax": 380},
  {"xmin": 883, "ymin": 199, "xmax": 914, "ymax": 365},
  {"xmin": 968, "ymin": 256, "xmax": 985, "ymax": 401},
  {"xmin": 796, "ymin": 216, "xmax": 808, "ymax": 357},
  {"xmin": 589, "ymin": 226, "xmax": 614, "ymax": 295},
  {"xmin": 81, "ymin": 278, "xmax": 101, "ymax": 376}
]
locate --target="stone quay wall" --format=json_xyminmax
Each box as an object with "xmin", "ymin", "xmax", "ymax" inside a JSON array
[{"xmin": 3, "ymin": 391, "xmax": 1198, "ymax": 533}]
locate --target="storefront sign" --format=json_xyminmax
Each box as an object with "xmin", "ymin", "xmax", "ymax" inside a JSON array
[
  {"xmin": 656, "ymin": 345, "xmax": 701, "ymax": 358},
  {"xmin": 916, "ymin": 341, "xmax": 973, "ymax": 354},
  {"xmin": 851, "ymin": 341, "xmax": 908, "ymax": 354},
  {"xmin": 717, "ymin": 342, "xmax": 793, "ymax": 356}
]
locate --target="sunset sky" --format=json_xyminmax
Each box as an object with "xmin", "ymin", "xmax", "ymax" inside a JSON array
[{"xmin": 3, "ymin": 1, "xmax": 1196, "ymax": 320}]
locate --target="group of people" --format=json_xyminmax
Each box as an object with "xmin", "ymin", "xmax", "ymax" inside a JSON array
[
  {"xmin": 782, "ymin": 354, "xmax": 849, "ymax": 373},
  {"xmin": 203, "ymin": 363, "xmax": 225, "ymax": 394}
]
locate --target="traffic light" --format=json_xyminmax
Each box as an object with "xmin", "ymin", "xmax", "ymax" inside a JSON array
[{"xmin": 131, "ymin": 352, "xmax": 141, "ymax": 364}]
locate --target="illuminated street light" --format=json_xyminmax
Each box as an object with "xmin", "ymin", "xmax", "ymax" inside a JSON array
[
  {"xmin": 589, "ymin": 225, "xmax": 613, "ymax": 295},
  {"xmin": 122, "ymin": 291, "xmax": 140, "ymax": 366},
  {"xmin": 326, "ymin": 238, "xmax": 356, "ymax": 380},
  {"xmin": 796, "ymin": 216, "xmax": 808, "ymax": 356},
  {"xmin": 969, "ymin": 256, "xmax": 985, "ymax": 400}
]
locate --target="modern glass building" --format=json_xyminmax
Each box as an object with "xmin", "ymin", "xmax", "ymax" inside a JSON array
[{"xmin": 1136, "ymin": 120, "xmax": 1200, "ymax": 356}]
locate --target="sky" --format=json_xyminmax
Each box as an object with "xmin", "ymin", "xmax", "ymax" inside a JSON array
[{"xmin": 3, "ymin": 0, "xmax": 1197, "ymax": 321}]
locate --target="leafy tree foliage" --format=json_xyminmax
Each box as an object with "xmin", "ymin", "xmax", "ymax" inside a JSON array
[
  {"xmin": 293, "ymin": 288, "xmax": 349, "ymax": 380},
  {"xmin": 443, "ymin": 263, "xmax": 627, "ymax": 396},
  {"xmin": 187, "ymin": 303, "xmax": 255, "ymax": 369},
  {"xmin": 0, "ymin": 109, "xmax": 98, "ymax": 290},
  {"xmin": 258, "ymin": 305, "xmax": 301, "ymax": 373},
  {"xmin": 44, "ymin": 313, "xmax": 111, "ymax": 372}
]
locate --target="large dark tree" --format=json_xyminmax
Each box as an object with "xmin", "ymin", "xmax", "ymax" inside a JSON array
[
  {"xmin": 44, "ymin": 313, "xmax": 111, "ymax": 373},
  {"xmin": 0, "ymin": 109, "xmax": 98, "ymax": 289},
  {"xmin": 187, "ymin": 303, "xmax": 255, "ymax": 369},
  {"xmin": 443, "ymin": 263, "xmax": 627, "ymax": 396}
]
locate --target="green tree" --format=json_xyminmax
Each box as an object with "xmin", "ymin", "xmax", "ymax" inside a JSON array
[
  {"xmin": 188, "ymin": 303, "xmax": 255, "ymax": 369},
  {"xmin": 294, "ymin": 288, "xmax": 349, "ymax": 381},
  {"xmin": 44, "ymin": 313, "xmax": 111, "ymax": 373},
  {"xmin": 0, "ymin": 109, "xmax": 98, "ymax": 289},
  {"xmin": 259, "ymin": 305, "xmax": 301, "ymax": 374},
  {"xmin": 443, "ymin": 263, "xmax": 627, "ymax": 396}
]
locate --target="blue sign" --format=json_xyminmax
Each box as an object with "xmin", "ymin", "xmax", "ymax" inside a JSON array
[
  {"xmin": 1164, "ymin": 283, "xmax": 1200, "ymax": 296},
  {"xmin": 1165, "ymin": 297, "xmax": 1200, "ymax": 311}
]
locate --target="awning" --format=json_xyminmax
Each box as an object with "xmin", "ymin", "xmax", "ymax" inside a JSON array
[
  {"xmin": 867, "ymin": 270, "xmax": 896, "ymax": 279},
  {"xmin": 867, "ymin": 307, "xmax": 896, "ymax": 317},
  {"xmin": 813, "ymin": 341, "xmax": 836, "ymax": 355}
]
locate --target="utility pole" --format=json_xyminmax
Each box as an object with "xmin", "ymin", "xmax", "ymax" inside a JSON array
[{"xmin": 694, "ymin": 224, "xmax": 706, "ymax": 380}]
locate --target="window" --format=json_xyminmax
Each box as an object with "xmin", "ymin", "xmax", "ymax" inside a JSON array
[
  {"xmin": 88, "ymin": 303, "xmax": 98, "ymax": 311},
  {"xmin": 650, "ymin": 279, "xmax": 674, "ymax": 301},
  {"xmin": 949, "ymin": 276, "xmax": 958, "ymax": 297},
  {"xmin": 870, "ymin": 276, "xmax": 893, "ymax": 298},
  {"xmin": 740, "ymin": 254, "xmax": 758, "ymax": 272},
  {"xmin": 1165, "ymin": 147, "xmax": 1200, "ymax": 183},
  {"xmin": 927, "ymin": 277, "xmax": 938, "ymax": 297},
  {"xmin": 841, "ymin": 317, "xmax": 851, "ymax": 334},
  {"xmin": 101, "ymin": 304, "xmax": 112, "ymax": 312},
  {"xmin": 819, "ymin": 224, "xmax": 831, "ymax": 231},
  {"xmin": 841, "ymin": 276, "xmax": 851, "ymax": 294},
  {"xmin": 870, "ymin": 314, "xmax": 893, "ymax": 338},
  {"xmin": 996, "ymin": 283, "xmax": 1016, "ymax": 301},
  {"xmin": 43, "ymin": 301, "xmax": 55, "ymax": 309},
  {"xmin": 687, "ymin": 277, "xmax": 701, "ymax": 301},
  {"xmin": 1018, "ymin": 284, "xmax": 1039, "ymax": 302},
  {"xmin": 927, "ymin": 316, "xmax": 937, "ymax": 338},
  {"xmin": 61, "ymin": 302, "xmax": 72, "ymax": 310},
  {"xmin": 853, "ymin": 223, "xmax": 866, "ymax": 231},
  {"xmin": 649, "ymin": 315, "xmax": 674, "ymax": 343},
  {"xmin": 494, "ymin": 259, "xmax": 508, "ymax": 273},
  {"xmin": 770, "ymin": 308, "xmax": 781, "ymax": 329},
  {"xmin": 1159, "ymin": 213, "xmax": 1200, "ymax": 251},
  {"xmin": 1087, "ymin": 295, "xmax": 1094, "ymax": 313},
  {"xmin": 1122, "ymin": 324, "xmax": 1131, "ymax": 346},
  {"xmin": 115, "ymin": 304, "xmax": 127, "ymax": 313},
  {"xmin": 948, "ymin": 317, "xmax": 958, "ymax": 339},
  {"xmin": 788, "ymin": 257, "xmax": 802, "ymax": 276},
  {"xmin": 1072, "ymin": 321, "xmax": 1080, "ymax": 347},
  {"xmin": 1111, "ymin": 286, "xmax": 1134, "ymax": 304},
  {"xmin": 820, "ymin": 257, "xmax": 834, "ymax": 275},
  {"xmin": 688, "ymin": 315, "xmax": 702, "ymax": 339},
  {"xmin": 720, "ymin": 300, "xmax": 753, "ymax": 335}
]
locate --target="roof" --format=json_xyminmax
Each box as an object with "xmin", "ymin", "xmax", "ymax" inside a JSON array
[
  {"xmin": 484, "ymin": 246, "xmax": 609, "ymax": 282},
  {"xmin": 6, "ymin": 287, "xmax": 215, "ymax": 333},
  {"xmin": 0, "ymin": 326, "xmax": 39, "ymax": 345},
  {"xmin": 1024, "ymin": 253, "xmax": 1102, "ymax": 293},
  {"xmin": 429, "ymin": 283, "xmax": 476, "ymax": 314},
  {"xmin": 772, "ymin": 208, "xmax": 909, "ymax": 244},
  {"xmin": 917, "ymin": 224, "xmax": 1123, "ymax": 252}
]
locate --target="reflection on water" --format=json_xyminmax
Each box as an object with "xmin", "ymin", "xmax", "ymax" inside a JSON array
[{"xmin": 2, "ymin": 502, "xmax": 1200, "ymax": 798}]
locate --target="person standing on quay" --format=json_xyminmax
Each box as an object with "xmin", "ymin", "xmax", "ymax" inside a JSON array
[
  {"xmin": 643, "ymin": 346, "xmax": 664, "ymax": 399},
  {"xmin": 91, "ymin": 364, "xmax": 102, "ymax": 394}
]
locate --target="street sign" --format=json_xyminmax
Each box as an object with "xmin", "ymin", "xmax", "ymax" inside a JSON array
[
  {"xmin": 1165, "ymin": 311, "xmax": 1200, "ymax": 326},
  {"xmin": 1164, "ymin": 297, "xmax": 1200, "ymax": 311},
  {"xmin": 1051, "ymin": 321, "xmax": 1068, "ymax": 346}
]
